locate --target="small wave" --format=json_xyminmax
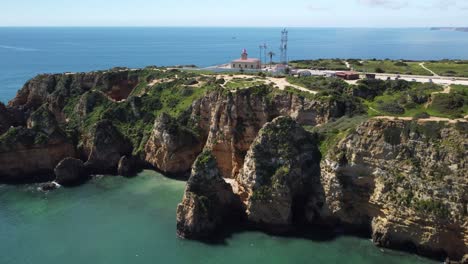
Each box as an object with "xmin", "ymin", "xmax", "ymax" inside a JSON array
[{"xmin": 0, "ymin": 45, "xmax": 38, "ymax": 51}]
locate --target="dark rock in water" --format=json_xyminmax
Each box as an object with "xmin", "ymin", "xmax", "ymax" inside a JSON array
[
  {"xmin": 83, "ymin": 120, "xmax": 132, "ymax": 174},
  {"xmin": 177, "ymin": 151, "xmax": 244, "ymax": 239},
  {"xmin": 54, "ymin": 157, "xmax": 88, "ymax": 186},
  {"xmin": 117, "ymin": 155, "xmax": 136, "ymax": 176},
  {"xmin": 39, "ymin": 182, "xmax": 60, "ymax": 192}
]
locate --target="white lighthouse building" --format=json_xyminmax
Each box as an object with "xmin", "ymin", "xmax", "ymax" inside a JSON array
[{"xmin": 231, "ymin": 49, "xmax": 261, "ymax": 70}]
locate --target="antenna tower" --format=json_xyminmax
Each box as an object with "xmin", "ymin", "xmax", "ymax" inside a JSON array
[{"xmin": 280, "ymin": 29, "xmax": 288, "ymax": 65}]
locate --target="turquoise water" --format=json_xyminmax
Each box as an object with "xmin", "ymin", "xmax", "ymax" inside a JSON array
[
  {"xmin": 1, "ymin": 27, "xmax": 468, "ymax": 102},
  {"xmin": 0, "ymin": 170, "xmax": 437, "ymax": 264}
]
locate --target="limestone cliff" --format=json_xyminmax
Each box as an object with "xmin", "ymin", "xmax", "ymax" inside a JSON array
[
  {"xmin": 81, "ymin": 120, "xmax": 133, "ymax": 174},
  {"xmin": 321, "ymin": 119, "xmax": 467, "ymax": 260},
  {"xmin": 0, "ymin": 126, "xmax": 75, "ymax": 182},
  {"xmin": 8, "ymin": 70, "xmax": 140, "ymax": 111},
  {"xmin": 145, "ymin": 113, "xmax": 203, "ymax": 176},
  {"xmin": 176, "ymin": 151, "xmax": 243, "ymax": 239},
  {"xmin": 236, "ymin": 116, "xmax": 323, "ymax": 229},
  {"xmin": 146, "ymin": 86, "xmax": 357, "ymax": 178}
]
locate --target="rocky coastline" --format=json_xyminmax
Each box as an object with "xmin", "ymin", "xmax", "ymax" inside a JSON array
[{"xmin": 0, "ymin": 67, "xmax": 466, "ymax": 262}]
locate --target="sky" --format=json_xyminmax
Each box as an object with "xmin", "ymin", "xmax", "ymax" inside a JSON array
[{"xmin": 0, "ymin": 0, "xmax": 467, "ymax": 27}]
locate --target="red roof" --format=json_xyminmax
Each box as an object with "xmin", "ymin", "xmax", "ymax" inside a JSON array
[
  {"xmin": 232, "ymin": 58, "xmax": 260, "ymax": 63},
  {"xmin": 336, "ymin": 71, "xmax": 359, "ymax": 75}
]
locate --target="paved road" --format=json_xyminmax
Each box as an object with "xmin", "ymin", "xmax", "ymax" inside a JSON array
[{"xmin": 297, "ymin": 69, "xmax": 468, "ymax": 86}]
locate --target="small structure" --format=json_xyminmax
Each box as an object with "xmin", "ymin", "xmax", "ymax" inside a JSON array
[
  {"xmin": 365, "ymin": 73, "xmax": 376, "ymax": 79},
  {"xmin": 336, "ymin": 71, "xmax": 360, "ymax": 80},
  {"xmin": 297, "ymin": 70, "xmax": 312, "ymax": 77},
  {"xmin": 231, "ymin": 49, "xmax": 261, "ymax": 70},
  {"xmin": 324, "ymin": 71, "xmax": 337, "ymax": 77}
]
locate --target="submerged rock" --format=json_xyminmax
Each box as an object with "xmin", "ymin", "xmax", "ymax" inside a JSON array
[
  {"xmin": 176, "ymin": 151, "xmax": 243, "ymax": 239},
  {"xmin": 54, "ymin": 157, "xmax": 88, "ymax": 186},
  {"xmin": 237, "ymin": 116, "xmax": 323, "ymax": 229},
  {"xmin": 38, "ymin": 182, "xmax": 60, "ymax": 192}
]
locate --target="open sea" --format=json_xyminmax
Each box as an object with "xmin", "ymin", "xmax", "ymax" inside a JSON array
[
  {"xmin": 1, "ymin": 27, "xmax": 468, "ymax": 102},
  {"xmin": 0, "ymin": 171, "xmax": 438, "ymax": 264},
  {"xmin": 0, "ymin": 27, "xmax": 464, "ymax": 263}
]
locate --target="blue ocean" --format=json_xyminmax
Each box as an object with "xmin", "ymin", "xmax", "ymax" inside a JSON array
[{"xmin": 1, "ymin": 27, "xmax": 468, "ymax": 102}]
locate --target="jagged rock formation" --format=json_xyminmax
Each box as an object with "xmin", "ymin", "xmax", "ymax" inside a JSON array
[
  {"xmin": 54, "ymin": 157, "xmax": 88, "ymax": 186},
  {"xmin": 8, "ymin": 70, "xmax": 140, "ymax": 117},
  {"xmin": 154, "ymin": 87, "xmax": 357, "ymax": 179},
  {"xmin": 0, "ymin": 104, "xmax": 75, "ymax": 182},
  {"xmin": 176, "ymin": 151, "xmax": 243, "ymax": 239},
  {"xmin": 236, "ymin": 116, "xmax": 323, "ymax": 229},
  {"xmin": 81, "ymin": 120, "xmax": 133, "ymax": 174},
  {"xmin": 321, "ymin": 119, "xmax": 468, "ymax": 261},
  {"xmin": 145, "ymin": 113, "xmax": 203, "ymax": 176},
  {"xmin": 0, "ymin": 126, "xmax": 75, "ymax": 182},
  {"xmin": 2, "ymin": 68, "xmax": 466, "ymax": 261}
]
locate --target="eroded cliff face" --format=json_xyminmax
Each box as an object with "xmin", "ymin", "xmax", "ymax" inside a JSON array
[
  {"xmin": 146, "ymin": 86, "xmax": 355, "ymax": 179},
  {"xmin": 8, "ymin": 69, "xmax": 142, "ymax": 123},
  {"xmin": 144, "ymin": 113, "xmax": 203, "ymax": 176},
  {"xmin": 321, "ymin": 119, "xmax": 468, "ymax": 260},
  {"xmin": 0, "ymin": 70, "xmax": 144, "ymax": 181},
  {"xmin": 0, "ymin": 125, "xmax": 75, "ymax": 182},
  {"xmin": 176, "ymin": 151, "xmax": 243, "ymax": 239},
  {"xmin": 236, "ymin": 116, "xmax": 323, "ymax": 229},
  {"xmin": 81, "ymin": 120, "xmax": 133, "ymax": 174}
]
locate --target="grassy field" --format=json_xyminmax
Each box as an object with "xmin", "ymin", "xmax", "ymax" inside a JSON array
[
  {"xmin": 424, "ymin": 61, "xmax": 468, "ymax": 77},
  {"xmin": 224, "ymin": 78, "xmax": 265, "ymax": 90},
  {"xmin": 349, "ymin": 60, "xmax": 432, "ymax": 76},
  {"xmin": 289, "ymin": 59, "xmax": 349, "ymax": 70},
  {"xmin": 364, "ymin": 82, "xmax": 468, "ymax": 119}
]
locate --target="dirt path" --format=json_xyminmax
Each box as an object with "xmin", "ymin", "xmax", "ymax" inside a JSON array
[
  {"xmin": 265, "ymin": 77, "xmax": 318, "ymax": 94},
  {"xmin": 419, "ymin": 63, "xmax": 439, "ymax": 77},
  {"xmin": 344, "ymin": 60, "xmax": 351, "ymax": 69},
  {"xmin": 214, "ymin": 74, "xmax": 317, "ymax": 94},
  {"xmin": 373, "ymin": 116, "xmax": 466, "ymax": 123},
  {"xmin": 432, "ymin": 85, "xmax": 451, "ymax": 95}
]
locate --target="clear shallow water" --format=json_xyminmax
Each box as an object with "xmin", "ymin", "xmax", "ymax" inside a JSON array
[
  {"xmin": 0, "ymin": 170, "xmax": 437, "ymax": 264},
  {"xmin": 1, "ymin": 27, "xmax": 468, "ymax": 102}
]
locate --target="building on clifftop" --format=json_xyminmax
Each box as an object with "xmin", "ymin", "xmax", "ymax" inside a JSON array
[{"xmin": 231, "ymin": 49, "xmax": 261, "ymax": 70}]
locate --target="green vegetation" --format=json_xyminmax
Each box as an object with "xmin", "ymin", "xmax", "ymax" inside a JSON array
[
  {"xmin": 349, "ymin": 60, "xmax": 432, "ymax": 75},
  {"xmin": 426, "ymin": 85, "xmax": 467, "ymax": 118},
  {"xmin": 194, "ymin": 150, "xmax": 216, "ymax": 171},
  {"xmin": 289, "ymin": 59, "xmax": 348, "ymax": 70},
  {"xmin": 286, "ymin": 76, "xmax": 348, "ymax": 92},
  {"xmin": 63, "ymin": 69, "xmax": 217, "ymax": 157},
  {"xmin": 0, "ymin": 126, "xmax": 51, "ymax": 152},
  {"xmin": 413, "ymin": 199, "xmax": 450, "ymax": 217},
  {"xmin": 308, "ymin": 115, "xmax": 369, "ymax": 155},
  {"xmin": 286, "ymin": 76, "xmax": 365, "ymax": 115},
  {"xmin": 424, "ymin": 60, "xmax": 468, "ymax": 77},
  {"xmin": 361, "ymin": 80, "xmax": 448, "ymax": 118},
  {"xmin": 225, "ymin": 78, "xmax": 265, "ymax": 90}
]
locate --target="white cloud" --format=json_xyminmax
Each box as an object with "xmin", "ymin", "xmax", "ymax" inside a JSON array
[{"xmin": 357, "ymin": 0, "xmax": 409, "ymax": 10}]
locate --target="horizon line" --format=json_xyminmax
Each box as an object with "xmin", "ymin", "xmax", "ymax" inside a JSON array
[{"xmin": 0, "ymin": 25, "xmax": 465, "ymax": 29}]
